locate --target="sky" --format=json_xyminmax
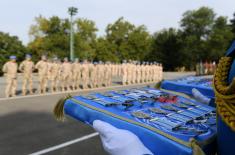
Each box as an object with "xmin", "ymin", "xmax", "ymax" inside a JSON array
[{"xmin": 0, "ymin": 0, "xmax": 235, "ymax": 45}]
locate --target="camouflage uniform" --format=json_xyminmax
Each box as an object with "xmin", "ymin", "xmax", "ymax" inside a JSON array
[
  {"xmin": 97, "ymin": 62, "xmax": 104, "ymax": 87},
  {"xmin": 131, "ymin": 63, "xmax": 136, "ymax": 84},
  {"xmin": 19, "ymin": 55, "xmax": 34, "ymax": 95},
  {"xmin": 81, "ymin": 60, "xmax": 89, "ymax": 89},
  {"xmin": 140, "ymin": 63, "xmax": 145, "ymax": 83},
  {"xmin": 48, "ymin": 58, "xmax": 61, "ymax": 92},
  {"xmin": 104, "ymin": 62, "xmax": 112, "ymax": 86},
  {"xmin": 136, "ymin": 62, "xmax": 141, "ymax": 83},
  {"xmin": 89, "ymin": 63, "xmax": 95, "ymax": 88},
  {"xmin": 35, "ymin": 56, "xmax": 48, "ymax": 94},
  {"xmin": 2, "ymin": 56, "xmax": 18, "ymax": 97},
  {"xmin": 72, "ymin": 59, "xmax": 81, "ymax": 90},
  {"xmin": 121, "ymin": 61, "xmax": 128, "ymax": 85},
  {"xmin": 61, "ymin": 58, "xmax": 72, "ymax": 91}
]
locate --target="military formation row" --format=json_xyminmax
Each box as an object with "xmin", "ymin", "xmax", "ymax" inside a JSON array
[
  {"xmin": 2, "ymin": 55, "xmax": 163, "ymax": 98},
  {"xmin": 195, "ymin": 61, "xmax": 216, "ymax": 76}
]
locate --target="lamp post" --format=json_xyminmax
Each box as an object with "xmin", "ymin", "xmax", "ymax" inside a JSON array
[{"xmin": 68, "ymin": 7, "xmax": 78, "ymax": 61}]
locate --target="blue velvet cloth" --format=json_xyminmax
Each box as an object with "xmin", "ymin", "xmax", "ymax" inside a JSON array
[
  {"xmin": 216, "ymin": 41, "xmax": 235, "ymax": 155},
  {"xmin": 161, "ymin": 76, "xmax": 214, "ymax": 101},
  {"xmin": 63, "ymin": 88, "xmax": 217, "ymax": 155},
  {"xmin": 217, "ymin": 116, "xmax": 235, "ymax": 155}
]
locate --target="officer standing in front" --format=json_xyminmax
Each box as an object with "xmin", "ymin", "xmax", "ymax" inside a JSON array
[{"xmin": 2, "ymin": 56, "xmax": 18, "ymax": 98}]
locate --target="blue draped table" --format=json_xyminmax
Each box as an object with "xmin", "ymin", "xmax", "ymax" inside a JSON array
[{"xmin": 57, "ymin": 87, "xmax": 217, "ymax": 155}]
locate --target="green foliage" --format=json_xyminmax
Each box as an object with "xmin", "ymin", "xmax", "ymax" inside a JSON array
[
  {"xmin": 0, "ymin": 32, "xmax": 27, "ymax": 75},
  {"xmin": 1, "ymin": 6, "xmax": 235, "ymax": 73},
  {"xmin": 148, "ymin": 7, "xmax": 234, "ymax": 71},
  {"xmin": 149, "ymin": 28, "xmax": 185, "ymax": 71},
  {"xmin": 28, "ymin": 16, "xmax": 70, "ymax": 59},
  {"xmin": 230, "ymin": 13, "xmax": 235, "ymax": 39},
  {"xmin": 94, "ymin": 37, "xmax": 118, "ymax": 62},
  {"xmin": 173, "ymin": 7, "xmax": 233, "ymax": 70},
  {"xmin": 206, "ymin": 16, "xmax": 234, "ymax": 60},
  {"xmin": 179, "ymin": 7, "xmax": 216, "ymax": 70},
  {"xmin": 180, "ymin": 7, "xmax": 215, "ymax": 39},
  {"xmin": 105, "ymin": 17, "xmax": 153, "ymax": 61},
  {"xmin": 74, "ymin": 18, "xmax": 98, "ymax": 60}
]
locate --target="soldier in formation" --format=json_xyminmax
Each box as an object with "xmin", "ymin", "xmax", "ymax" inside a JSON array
[
  {"xmin": 2, "ymin": 56, "xmax": 163, "ymax": 97},
  {"xmin": 35, "ymin": 55, "xmax": 48, "ymax": 94},
  {"xmin": 48, "ymin": 57, "xmax": 60, "ymax": 93},
  {"xmin": 121, "ymin": 60, "xmax": 163, "ymax": 85},
  {"xmin": 60, "ymin": 57, "xmax": 72, "ymax": 92},
  {"xmin": 196, "ymin": 61, "xmax": 216, "ymax": 76},
  {"xmin": 72, "ymin": 58, "xmax": 81, "ymax": 90},
  {"xmin": 19, "ymin": 54, "xmax": 34, "ymax": 95},
  {"xmin": 2, "ymin": 56, "xmax": 18, "ymax": 98}
]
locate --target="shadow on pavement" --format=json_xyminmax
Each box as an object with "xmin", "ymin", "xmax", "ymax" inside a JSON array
[{"xmin": 0, "ymin": 111, "xmax": 106, "ymax": 155}]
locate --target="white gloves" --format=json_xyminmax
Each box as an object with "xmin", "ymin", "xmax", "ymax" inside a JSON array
[
  {"xmin": 192, "ymin": 88, "xmax": 210, "ymax": 105},
  {"xmin": 93, "ymin": 120, "xmax": 153, "ymax": 155}
]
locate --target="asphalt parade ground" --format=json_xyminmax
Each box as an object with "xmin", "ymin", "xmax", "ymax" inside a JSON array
[{"xmin": 0, "ymin": 72, "xmax": 194, "ymax": 155}]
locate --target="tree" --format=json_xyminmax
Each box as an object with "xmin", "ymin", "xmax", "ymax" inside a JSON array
[
  {"xmin": 206, "ymin": 16, "xmax": 233, "ymax": 60},
  {"xmin": 105, "ymin": 17, "xmax": 153, "ymax": 61},
  {"xmin": 106, "ymin": 17, "xmax": 135, "ymax": 60},
  {"xmin": 180, "ymin": 7, "xmax": 215, "ymax": 40},
  {"xmin": 74, "ymin": 18, "xmax": 98, "ymax": 60},
  {"xmin": 149, "ymin": 28, "xmax": 185, "ymax": 71},
  {"xmin": 0, "ymin": 32, "xmax": 27, "ymax": 75},
  {"xmin": 28, "ymin": 16, "xmax": 98, "ymax": 61},
  {"xmin": 128, "ymin": 26, "xmax": 153, "ymax": 60},
  {"xmin": 150, "ymin": 6, "xmax": 234, "ymax": 70},
  {"xmin": 230, "ymin": 12, "xmax": 235, "ymax": 39},
  {"xmin": 28, "ymin": 16, "xmax": 70, "ymax": 59},
  {"xmin": 94, "ymin": 37, "xmax": 118, "ymax": 62},
  {"xmin": 180, "ymin": 7, "xmax": 216, "ymax": 69}
]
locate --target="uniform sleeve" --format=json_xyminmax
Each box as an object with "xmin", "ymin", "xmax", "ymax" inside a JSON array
[
  {"xmin": 90, "ymin": 65, "xmax": 94, "ymax": 72},
  {"xmin": 61, "ymin": 64, "xmax": 64, "ymax": 71},
  {"xmin": 81, "ymin": 65, "xmax": 84, "ymax": 71},
  {"xmin": 32, "ymin": 62, "xmax": 35, "ymax": 70},
  {"xmin": 35, "ymin": 61, "xmax": 40, "ymax": 69},
  {"xmin": 121, "ymin": 66, "xmax": 124, "ymax": 74},
  {"xmin": 48, "ymin": 64, "xmax": 52, "ymax": 72},
  {"xmin": 19, "ymin": 62, "xmax": 24, "ymax": 72},
  {"xmin": 59, "ymin": 65, "xmax": 62, "ymax": 74},
  {"xmin": 72, "ymin": 64, "xmax": 77, "ymax": 72},
  {"xmin": 2, "ymin": 63, "xmax": 7, "ymax": 73}
]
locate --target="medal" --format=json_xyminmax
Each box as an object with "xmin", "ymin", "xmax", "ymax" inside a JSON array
[
  {"xmin": 131, "ymin": 111, "xmax": 151, "ymax": 119},
  {"xmin": 149, "ymin": 108, "xmax": 169, "ymax": 115},
  {"xmin": 161, "ymin": 105, "xmax": 178, "ymax": 112}
]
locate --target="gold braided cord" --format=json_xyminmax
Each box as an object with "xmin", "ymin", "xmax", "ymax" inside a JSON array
[
  {"xmin": 213, "ymin": 56, "xmax": 235, "ymax": 131},
  {"xmin": 53, "ymin": 94, "xmax": 72, "ymax": 121},
  {"xmin": 190, "ymin": 138, "xmax": 205, "ymax": 155}
]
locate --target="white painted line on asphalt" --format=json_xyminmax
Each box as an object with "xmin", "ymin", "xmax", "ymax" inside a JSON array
[
  {"xmin": 29, "ymin": 132, "xmax": 99, "ymax": 155},
  {"xmin": 0, "ymin": 82, "xmax": 157, "ymax": 101}
]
